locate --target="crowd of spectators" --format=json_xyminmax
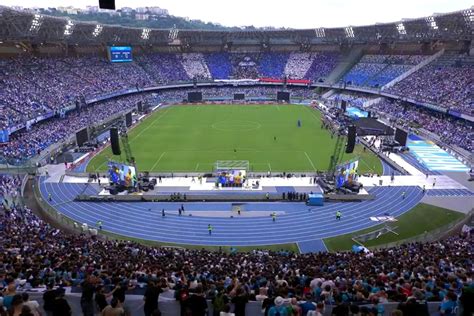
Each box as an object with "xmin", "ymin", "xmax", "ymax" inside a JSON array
[
  {"xmin": 134, "ymin": 53, "xmax": 190, "ymax": 84},
  {"xmin": 369, "ymin": 98, "xmax": 473, "ymax": 152},
  {"xmin": 0, "ymin": 175, "xmax": 21, "ymax": 199},
  {"xmin": 282, "ymin": 52, "xmax": 340, "ymax": 82},
  {"xmin": 0, "ymin": 52, "xmax": 342, "ymax": 128},
  {"xmin": 259, "ymin": 53, "xmax": 289, "ymax": 78},
  {"xmin": 387, "ymin": 54, "xmax": 473, "ymax": 115},
  {"xmin": 327, "ymin": 92, "xmax": 375, "ymax": 108},
  {"xmin": 303, "ymin": 52, "xmax": 340, "ymax": 82},
  {"xmin": 0, "ymin": 94, "xmax": 150, "ymax": 163},
  {"xmin": 230, "ymin": 53, "xmax": 262, "ymax": 79},
  {"xmin": 179, "ymin": 53, "xmax": 212, "ymax": 80},
  {"xmin": 341, "ymin": 54, "xmax": 426, "ymax": 88},
  {"xmin": 205, "ymin": 52, "xmax": 233, "ymax": 79},
  {"xmin": 0, "ymin": 195, "xmax": 473, "ymax": 315}
]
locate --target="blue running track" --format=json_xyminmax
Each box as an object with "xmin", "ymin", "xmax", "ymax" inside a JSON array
[{"xmin": 39, "ymin": 178, "xmax": 423, "ymax": 251}]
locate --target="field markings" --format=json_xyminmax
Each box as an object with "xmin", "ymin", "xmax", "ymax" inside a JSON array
[
  {"xmin": 304, "ymin": 151, "xmax": 317, "ymax": 171},
  {"xmin": 276, "ymin": 105, "xmax": 281, "ymax": 111},
  {"xmin": 94, "ymin": 160, "xmax": 108, "ymax": 172},
  {"xmin": 268, "ymin": 163, "xmax": 272, "ymax": 172},
  {"xmin": 150, "ymin": 152, "xmax": 166, "ymax": 171},
  {"xmin": 304, "ymin": 106, "xmax": 320, "ymax": 121},
  {"xmin": 195, "ymin": 163, "xmax": 200, "ymax": 171},
  {"xmin": 131, "ymin": 108, "xmax": 170, "ymax": 141}
]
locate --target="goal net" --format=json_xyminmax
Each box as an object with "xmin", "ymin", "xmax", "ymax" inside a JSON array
[{"xmin": 214, "ymin": 160, "xmax": 250, "ymax": 172}]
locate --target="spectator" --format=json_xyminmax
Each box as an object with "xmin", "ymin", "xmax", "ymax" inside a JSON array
[
  {"xmin": 143, "ymin": 280, "xmax": 162, "ymax": 316},
  {"xmin": 101, "ymin": 297, "xmax": 124, "ymax": 316},
  {"xmin": 52, "ymin": 288, "xmax": 71, "ymax": 316}
]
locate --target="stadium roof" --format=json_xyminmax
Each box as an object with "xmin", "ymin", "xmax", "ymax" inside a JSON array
[{"xmin": 0, "ymin": 6, "xmax": 472, "ymax": 46}]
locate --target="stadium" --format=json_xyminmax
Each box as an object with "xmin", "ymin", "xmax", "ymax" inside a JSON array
[{"xmin": 0, "ymin": 2, "xmax": 473, "ymax": 316}]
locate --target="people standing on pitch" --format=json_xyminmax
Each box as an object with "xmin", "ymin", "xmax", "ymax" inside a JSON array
[
  {"xmin": 297, "ymin": 119, "xmax": 301, "ymax": 127},
  {"xmin": 272, "ymin": 212, "xmax": 277, "ymax": 222},
  {"xmin": 96, "ymin": 220, "xmax": 103, "ymax": 230},
  {"xmin": 433, "ymin": 178, "xmax": 436, "ymax": 187},
  {"xmin": 208, "ymin": 224, "xmax": 213, "ymax": 235},
  {"xmin": 162, "ymin": 209, "xmax": 165, "ymax": 217},
  {"xmin": 401, "ymin": 191, "xmax": 406, "ymax": 199},
  {"xmin": 422, "ymin": 185, "xmax": 426, "ymax": 193},
  {"xmin": 336, "ymin": 211, "xmax": 342, "ymax": 220},
  {"xmin": 178, "ymin": 208, "xmax": 182, "ymax": 216}
]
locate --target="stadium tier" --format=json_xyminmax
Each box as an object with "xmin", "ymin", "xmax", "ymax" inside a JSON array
[{"xmin": 0, "ymin": 5, "xmax": 473, "ymax": 316}]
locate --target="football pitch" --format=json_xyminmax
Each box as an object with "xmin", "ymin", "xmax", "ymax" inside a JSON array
[{"xmin": 87, "ymin": 104, "xmax": 382, "ymax": 173}]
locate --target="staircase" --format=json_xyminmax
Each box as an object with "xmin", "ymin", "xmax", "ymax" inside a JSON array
[{"xmin": 325, "ymin": 47, "xmax": 364, "ymax": 84}]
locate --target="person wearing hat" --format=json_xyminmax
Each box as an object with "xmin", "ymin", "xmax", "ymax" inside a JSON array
[{"xmin": 268, "ymin": 296, "xmax": 289, "ymax": 316}]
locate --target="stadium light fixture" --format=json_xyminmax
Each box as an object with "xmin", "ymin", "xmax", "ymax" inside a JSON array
[
  {"xmin": 64, "ymin": 19, "xmax": 75, "ymax": 37},
  {"xmin": 168, "ymin": 25, "xmax": 179, "ymax": 41},
  {"xmin": 314, "ymin": 28, "xmax": 325, "ymax": 38},
  {"xmin": 141, "ymin": 28, "xmax": 151, "ymax": 40},
  {"xmin": 426, "ymin": 16, "xmax": 438, "ymax": 30},
  {"xmin": 396, "ymin": 23, "xmax": 407, "ymax": 35},
  {"xmin": 462, "ymin": 9, "xmax": 472, "ymax": 25},
  {"xmin": 29, "ymin": 14, "xmax": 43, "ymax": 34},
  {"xmin": 344, "ymin": 27, "xmax": 355, "ymax": 38},
  {"xmin": 92, "ymin": 24, "xmax": 103, "ymax": 37}
]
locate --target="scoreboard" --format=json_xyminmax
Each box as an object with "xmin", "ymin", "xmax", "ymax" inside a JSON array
[{"xmin": 108, "ymin": 46, "xmax": 133, "ymax": 63}]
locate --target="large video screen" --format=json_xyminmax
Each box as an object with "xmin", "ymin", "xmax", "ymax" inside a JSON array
[
  {"xmin": 217, "ymin": 170, "xmax": 246, "ymax": 185},
  {"xmin": 108, "ymin": 46, "xmax": 133, "ymax": 63},
  {"xmin": 76, "ymin": 128, "xmax": 88, "ymax": 147},
  {"xmin": 108, "ymin": 161, "xmax": 137, "ymax": 188},
  {"xmin": 335, "ymin": 160, "xmax": 359, "ymax": 188}
]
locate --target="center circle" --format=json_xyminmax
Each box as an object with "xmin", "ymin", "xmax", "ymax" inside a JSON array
[{"xmin": 211, "ymin": 120, "xmax": 262, "ymax": 132}]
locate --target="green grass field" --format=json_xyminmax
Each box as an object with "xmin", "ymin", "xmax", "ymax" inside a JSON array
[
  {"xmin": 87, "ymin": 104, "xmax": 382, "ymax": 173},
  {"xmin": 323, "ymin": 203, "xmax": 465, "ymax": 252}
]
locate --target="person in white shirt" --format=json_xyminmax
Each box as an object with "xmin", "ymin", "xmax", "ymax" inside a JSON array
[
  {"xmin": 255, "ymin": 287, "xmax": 268, "ymax": 301},
  {"xmin": 220, "ymin": 304, "xmax": 235, "ymax": 316}
]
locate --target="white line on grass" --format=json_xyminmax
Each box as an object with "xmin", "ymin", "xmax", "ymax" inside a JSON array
[
  {"xmin": 131, "ymin": 109, "xmax": 170, "ymax": 141},
  {"xmin": 304, "ymin": 151, "xmax": 317, "ymax": 171},
  {"xmin": 150, "ymin": 152, "xmax": 166, "ymax": 171},
  {"xmin": 268, "ymin": 163, "xmax": 272, "ymax": 172},
  {"xmin": 305, "ymin": 106, "xmax": 320, "ymax": 121},
  {"xmin": 195, "ymin": 163, "xmax": 200, "ymax": 171}
]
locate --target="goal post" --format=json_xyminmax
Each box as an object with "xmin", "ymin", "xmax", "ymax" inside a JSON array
[{"xmin": 214, "ymin": 160, "xmax": 250, "ymax": 172}]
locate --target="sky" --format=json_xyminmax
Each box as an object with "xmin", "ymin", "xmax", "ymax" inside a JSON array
[{"xmin": 1, "ymin": 0, "xmax": 472, "ymax": 28}]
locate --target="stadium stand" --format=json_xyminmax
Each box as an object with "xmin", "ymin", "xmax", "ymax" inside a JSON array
[
  {"xmin": 340, "ymin": 54, "xmax": 427, "ymax": 88},
  {"xmin": 369, "ymin": 99, "xmax": 473, "ymax": 152},
  {"xmin": 135, "ymin": 53, "xmax": 190, "ymax": 84},
  {"xmin": 0, "ymin": 5, "xmax": 473, "ymax": 316},
  {"xmin": 259, "ymin": 52, "xmax": 289, "ymax": 78},
  {"xmin": 0, "ymin": 177, "xmax": 473, "ymax": 315},
  {"xmin": 387, "ymin": 52, "xmax": 473, "ymax": 115},
  {"xmin": 180, "ymin": 53, "xmax": 212, "ymax": 80},
  {"xmin": 204, "ymin": 52, "xmax": 233, "ymax": 79}
]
